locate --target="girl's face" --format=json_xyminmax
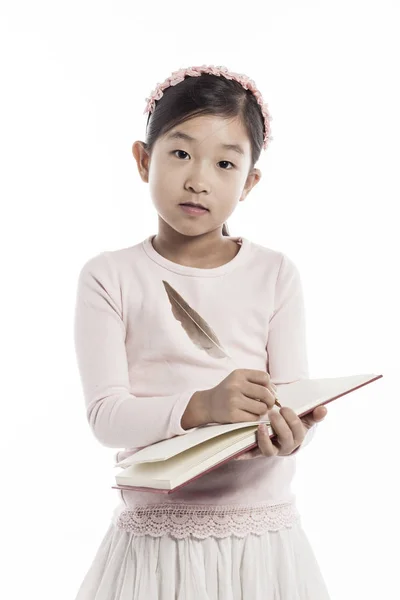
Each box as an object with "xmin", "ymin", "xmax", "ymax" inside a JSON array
[{"xmin": 132, "ymin": 114, "xmax": 261, "ymax": 238}]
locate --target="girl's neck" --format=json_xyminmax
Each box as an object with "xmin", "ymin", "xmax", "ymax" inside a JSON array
[{"xmin": 152, "ymin": 230, "xmax": 240, "ymax": 269}]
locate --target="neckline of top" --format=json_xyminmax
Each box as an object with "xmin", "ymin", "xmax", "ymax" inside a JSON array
[{"xmin": 141, "ymin": 234, "xmax": 250, "ymax": 277}]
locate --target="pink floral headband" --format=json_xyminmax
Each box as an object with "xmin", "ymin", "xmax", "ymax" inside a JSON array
[{"xmin": 143, "ymin": 64, "xmax": 273, "ymax": 150}]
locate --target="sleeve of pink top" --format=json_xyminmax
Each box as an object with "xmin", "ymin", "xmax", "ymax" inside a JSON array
[
  {"xmin": 73, "ymin": 253, "xmax": 198, "ymax": 449},
  {"xmin": 235, "ymin": 253, "xmax": 318, "ymax": 461},
  {"xmin": 267, "ymin": 253, "xmax": 318, "ymax": 454}
]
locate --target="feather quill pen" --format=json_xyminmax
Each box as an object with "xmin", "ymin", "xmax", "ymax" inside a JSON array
[
  {"xmin": 162, "ymin": 279, "xmax": 282, "ymax": 407},
  {"xmin": 162, "ymin": 280, "xmax": 231, "ymax": 359}
]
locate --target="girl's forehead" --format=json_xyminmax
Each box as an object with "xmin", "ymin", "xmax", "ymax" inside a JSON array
[
  {"xmin": 173, "ymin": 114, "xmax": 246, "ymax": 134},
  {"xmin": 160, "ymin": 116, "xmax": 251, "ymax": 151}
]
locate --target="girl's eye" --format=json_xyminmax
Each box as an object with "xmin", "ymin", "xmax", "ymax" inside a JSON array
[{"xmin": 171, "ymin": 150, "xmax": 234, "ymax": 170}]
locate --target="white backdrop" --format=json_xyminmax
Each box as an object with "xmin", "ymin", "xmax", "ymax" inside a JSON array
[{"xmin": 1, "ymin": 1, "xmax": 399, "ymax": 599}]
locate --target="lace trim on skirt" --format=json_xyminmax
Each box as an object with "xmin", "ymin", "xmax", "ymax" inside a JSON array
[{"xmin": 114, "ymin": 501, "xmax": 301, "ymax": 540}]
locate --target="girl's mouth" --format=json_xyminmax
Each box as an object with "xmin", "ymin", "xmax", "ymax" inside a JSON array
[{"xmin": 179, "ymin": 204, "xmax": 209, "ymax": 215}]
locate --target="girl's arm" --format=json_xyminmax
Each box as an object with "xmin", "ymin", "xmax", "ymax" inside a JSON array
[
  {"xmin": 234, "ymin": 253, "xmax": 315, "ymax": 460},
  {"xmin": 267, "ymin": 253, "xmax": 315, "ymax": 455},
  {"xmin": 267, "ymin": 253, "xmax": 309, "ymax": 386},
  {"xmin": 73, "ymin": 253, "xmax": 204, "ymax": 449}
]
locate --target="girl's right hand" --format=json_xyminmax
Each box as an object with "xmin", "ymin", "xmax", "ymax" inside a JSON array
[{"xmin": 204, "ymin": 369, "xmax": 277, "ymax": 424}]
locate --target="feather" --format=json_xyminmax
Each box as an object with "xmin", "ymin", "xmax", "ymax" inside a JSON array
[{"xmin": 162, "ymin": 280, "xmax": 231, "ymax": 359}]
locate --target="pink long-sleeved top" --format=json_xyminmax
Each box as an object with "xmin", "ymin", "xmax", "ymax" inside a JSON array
[{"xmin": 74, "ymin": 235, "xmax": 317, "ymax": 539}]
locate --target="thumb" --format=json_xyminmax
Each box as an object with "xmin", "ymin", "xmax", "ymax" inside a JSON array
[
  {"xmin": 302, "ymin": 406, "xmax": 327, "ymax": 429},
  {"xmin": 314, "ymin": 405, "xmax": 327, "ymax": 420}
]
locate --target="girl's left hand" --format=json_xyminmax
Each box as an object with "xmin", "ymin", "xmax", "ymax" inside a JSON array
[
  {"xmin": 235, "ymin": 405, "xmax": 328, "ymax": 459},
  {"xmin": 258, "ymin": 405, "xmax": 327, "ymax": 457}
]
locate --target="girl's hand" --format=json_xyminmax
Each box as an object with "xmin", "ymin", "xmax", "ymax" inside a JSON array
[
  {"xmin": 235, "ymin": 405, "xmax": 328, "ymax": 459},
  {"xmin": 205, "ymin": 368, "xmax": 278, "ymax": 424}
]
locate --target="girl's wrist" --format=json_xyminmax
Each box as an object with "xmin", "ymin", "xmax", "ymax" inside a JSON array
[{"xmin": 181, "ymin": 389, "xmax": 212, "ymax": 429}]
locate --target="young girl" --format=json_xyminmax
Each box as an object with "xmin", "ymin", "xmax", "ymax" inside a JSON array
[{"xmin": 73, "ymin": 64, "xmax": 330, "ymax": 599}]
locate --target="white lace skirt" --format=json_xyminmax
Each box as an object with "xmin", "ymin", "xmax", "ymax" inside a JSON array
[{"xmin": 73, "ymin": 517, "xmax": 331, "ymax": 599}]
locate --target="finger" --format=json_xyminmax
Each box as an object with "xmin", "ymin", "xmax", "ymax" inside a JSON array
[
  {"xmin": 279, "ymin": 407, "xmax": 306, "ymax": 448},
  {"xmin": 235, "ymin": 409, "xmax": 266, "ymax": 423},
  {"xmin": 313, "ymin": 406, "xmax": 327, "ymax": 420},
  {"xmin": 242, "ymin": 381, "xmax": 276, "ymax": 409},
  {"xmin": 242, "ymin": 397, "xmax": 273, "ymax": 416},
  {"xmin": 301, "ymin": 406, "xmax": 327, "ymax": 429},
  {"xmin": 244, "ymin": 369, "xmax": 273, "ymax": 387},
  {"xmin": 301, "ymin": 416, "xmax": 316, "ymax": 429},
  {"xmin": 257, "ymin": 423, "xmax": 279, "ymax": 457},
  {"xmin": 268, "ymin": 409, "xmax": 299, "ymax": 455}
]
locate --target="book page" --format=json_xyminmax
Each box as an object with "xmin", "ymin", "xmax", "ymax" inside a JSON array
[
  {"xmin": 115, "ymin": 427, "xmax": 260, "ymax": 490},
  {"xmin": 276, "ymin": 374, "xmax": 379, "ymax": 412},
  {"xmin": 117, "ymin": 421, "xmax": 264, "ymax": 465}
]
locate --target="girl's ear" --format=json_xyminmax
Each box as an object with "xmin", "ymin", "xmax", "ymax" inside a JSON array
[
  {"xmin": 132, "ymin": 141, "xmax": 150, "ymax": 182},
  {"xmin": 240, "ymin": 168, "xmax": 262, "ymax": 201}
]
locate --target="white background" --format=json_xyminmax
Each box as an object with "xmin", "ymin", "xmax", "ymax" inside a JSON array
[{"xmin": 1, "ymin": 1, "xmax": 399, "ymax": 598}]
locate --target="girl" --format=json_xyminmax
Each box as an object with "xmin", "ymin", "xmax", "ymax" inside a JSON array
[{"xmin": 73, "ymin": 64, "xmax": 330, "ymax": 599}]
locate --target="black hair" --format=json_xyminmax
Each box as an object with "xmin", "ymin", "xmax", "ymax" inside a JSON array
[{"xmin": 143, "ymin": 73, "xmax": 266, "ymax": 237}]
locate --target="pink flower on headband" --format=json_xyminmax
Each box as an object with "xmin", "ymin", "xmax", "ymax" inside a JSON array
[{"xmin": 143, "ymin": 64, "xmax": 273, "ymax": 150}]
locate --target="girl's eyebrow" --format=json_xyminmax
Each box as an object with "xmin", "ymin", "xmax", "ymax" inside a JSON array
[{"xmin": 166, "ymin": 131, "xmax": 245, "ymax": 156}]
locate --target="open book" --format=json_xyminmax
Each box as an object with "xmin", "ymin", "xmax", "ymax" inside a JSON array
[{"xmin": 111, "ymin": 372, "xmax": 382, "ymax": 495}]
